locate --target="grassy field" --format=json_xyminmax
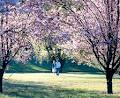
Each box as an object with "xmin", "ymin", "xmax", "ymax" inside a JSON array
[{"xmin": 0, "ymin": 73, "xmax": 120, "ymax": 98}]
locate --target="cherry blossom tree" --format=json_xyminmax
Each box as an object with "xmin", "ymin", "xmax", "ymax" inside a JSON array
[
  {"xmin": 53, "ymin": 0, "xmax": 120, "ymax": 94},
  {"xmin": 24, "ymin": 0, "xmax": 73, "ymax": 72},
  {"xmin": 0, "ymin": 0, "xmax": 118, "ymax": 94},
  {"xmin": 0, "ymin": 0, "xmax": 33, "ymax": 93}
]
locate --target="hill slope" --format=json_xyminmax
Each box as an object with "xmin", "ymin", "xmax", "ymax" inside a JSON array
[{"xmin": 6, "ymin": 59, "xmax": 102, "ymax": 74}]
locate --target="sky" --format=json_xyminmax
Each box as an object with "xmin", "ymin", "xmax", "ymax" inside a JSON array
[
  {"xmin": 0, "ymin": 0, "xmax": 20, "ymax": 13},
  {"xmin": 0, "ymin": 0, "xmax": 20, "ymax": 4}
]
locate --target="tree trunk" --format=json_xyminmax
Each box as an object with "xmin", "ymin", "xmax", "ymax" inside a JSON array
[
  {"xmin": 106, "ymin": 70, "xmax": 113, "ymax": 94},
  {"xmin": 0, "ymin": 69, "xmax": 4, "ymax": 93},
  {"xmin": 60, "ymin": 60, "xmax": 64, "ymax": 73}
]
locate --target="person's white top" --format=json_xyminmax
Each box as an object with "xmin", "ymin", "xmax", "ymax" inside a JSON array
[{"xmin": 55, "ymin": 61, "xmax": 61, "ymax": 68}]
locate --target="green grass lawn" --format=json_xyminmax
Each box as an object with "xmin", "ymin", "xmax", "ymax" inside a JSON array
[{"xmin": 0, "ymin": 73, "xmax": 120, "ymax": 98}]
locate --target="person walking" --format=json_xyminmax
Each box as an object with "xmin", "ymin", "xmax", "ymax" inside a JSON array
[
  {"xmin": 52, "ymin": 60, "xmax": 56, "ymax": 73},
  {"xmin": 55, "ymin": 59, "xmax": 61, "ymax": 76}
]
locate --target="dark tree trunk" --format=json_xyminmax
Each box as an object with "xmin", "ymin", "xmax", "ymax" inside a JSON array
[
  {"xmin": 60, "ymin": 59, "xmax": 64, "ymax": 73},
  {"xmin": 106, "ymin": 69, "xmax": 113, "ymax": 94},
  {"xmin": 0, "ymin": 69, "xmax": 4, "ymax": 93}
]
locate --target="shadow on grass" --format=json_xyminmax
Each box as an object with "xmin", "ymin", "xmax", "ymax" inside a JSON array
[
  {"xmin": 2, "ymin": 81, "xmax": 120, "ymax": 98},
  {"xmin": 3, "ymin": 81, "xmax": 84, "ymax": 98}
]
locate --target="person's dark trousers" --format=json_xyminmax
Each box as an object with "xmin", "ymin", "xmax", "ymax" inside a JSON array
[{"xmin": 56, "ymin": 68, "xmax": 60, "ymax": 76}]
